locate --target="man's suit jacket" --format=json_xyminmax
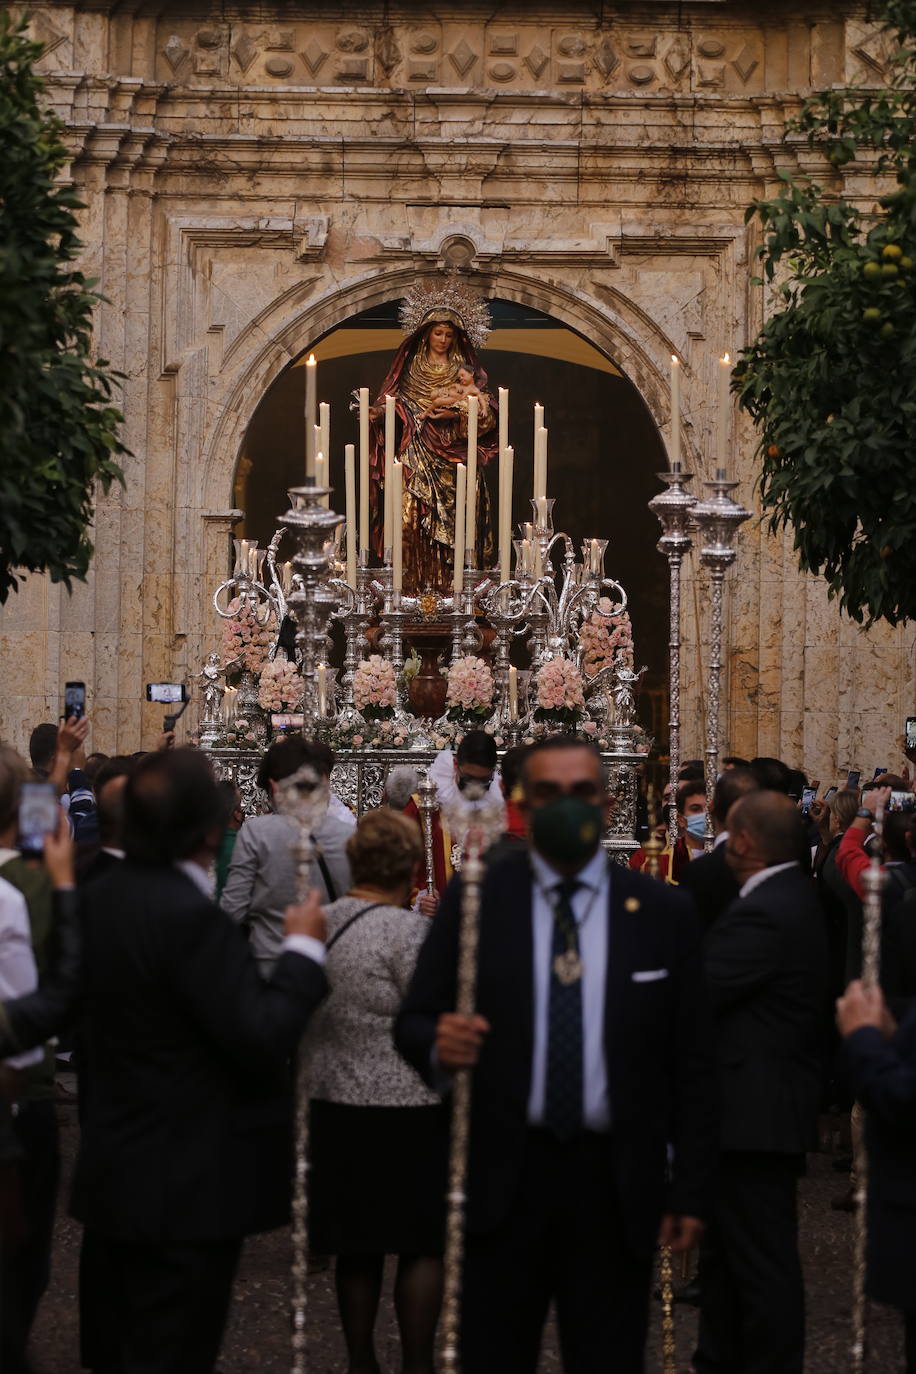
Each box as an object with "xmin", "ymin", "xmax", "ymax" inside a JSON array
[
  {"xmin": 845, "ymin": 1001, "xmax": 916, "ymax": 1309},
  {"xmin": 72, "ymin": 861, "xmax": 327, "ymax": 1245},
  {"xmin": 677, "ymin": 844, "xmax": 740, "ymax": 932},
  {"xmin": 704, "ymin": 866, "xmax": 828, "ymax": 1154},
  {"xmin": 395, "ymin": 849, "xmax": 717, "ymax": 1258}
]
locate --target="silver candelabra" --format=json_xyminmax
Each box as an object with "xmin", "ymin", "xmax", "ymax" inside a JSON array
[{"xmin": 692, "ymin": 474, "xmax": 751, "ymax": 850}]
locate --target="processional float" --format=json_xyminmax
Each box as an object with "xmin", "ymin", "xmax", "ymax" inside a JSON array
[{"xmin": 192, "ymin": 287, "xmax": 763, "ymax": 1370}]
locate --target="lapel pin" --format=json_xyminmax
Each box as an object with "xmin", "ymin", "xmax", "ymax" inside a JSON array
[{"xmin": 624, "ymin": 896, "xmax": 640, "ymax": 913}]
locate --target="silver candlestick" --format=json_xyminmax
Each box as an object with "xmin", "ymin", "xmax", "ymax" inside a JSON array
[
  {"xmin": 692, "ymin": 473, "xmax": 751, "ymax": 850},
  {"xmin": 280, "ymin": 483, "xmax": 345, "ymax": 738},
  {"xmin": 649, "ymin": 468, "xmax": 697, "ymax": 848}
]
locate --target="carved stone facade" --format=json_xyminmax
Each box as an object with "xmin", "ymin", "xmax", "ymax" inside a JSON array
[{"xmin": 2, "ymin": 0, "xmax": 913, "ymax": 778}]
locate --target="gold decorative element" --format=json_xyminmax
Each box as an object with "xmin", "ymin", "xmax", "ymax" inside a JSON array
[
  {"xmin": 399, "ymin": 276, "xmax": 492, "ymax": 350},
  {"xmin": 624, "ymin": 895, "xmax": 641, "ymax": 912}
]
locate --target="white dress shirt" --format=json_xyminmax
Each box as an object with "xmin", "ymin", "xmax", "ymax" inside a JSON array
[
  {"xmin": 176, "ymin": 857, "xmax": 326, "ymax": 967},
  {"xmin": 0, "ymin": 875, "xmax": 44, "ymax": 1070},
  {"xmin": 739, "ymin": 860, "xmax": 799, "ymax": 899},
  {"xmin": 528, "ymin": 846, "xmax": 611, "ymax": 1132}
]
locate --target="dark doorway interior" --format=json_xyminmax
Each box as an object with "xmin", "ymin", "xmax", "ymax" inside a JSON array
[{"xmin": 236, "ymin": 298, "xmax": 669, "ymax": 745}]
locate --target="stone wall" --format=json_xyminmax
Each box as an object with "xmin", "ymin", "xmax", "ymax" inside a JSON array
[{"xmin": 3, "ymin": 0, "xmax": 913, "ymax": 777}]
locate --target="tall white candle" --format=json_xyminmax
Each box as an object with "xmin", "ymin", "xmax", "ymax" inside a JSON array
[
  {"xmin": 670, "ymin": 355, "xmax": 681, "ymax": 472},
  {"xmin": 345, "ymin": 443, "xmax": 357, "ymax": 589},
  {"xmin": 315, "ymin": 451, "xmax": 329, "ymax": 507},
  {"xmin": 717, "ymin": 353, "xmax": 730, "ymax": 479},
  {"xmin": 534, "ymin": 402, "xmax": 544, "ymax": 449},
  {"xmin": 500, "ymin": 445, "xmax": 514, "ymax": 584},
  {"xmin": 247, "ymin": 544, "xmax": 259, "ymax": 578},
  {"xmin": 453, "ymin": 464, "xmax": 467, "ymax": 595},
  {"xmin": 358, "ymin": 388, "xmax": 370, "ymax": 555},
  {"xmin": 319, "ymin": 402, "xmax": 330, "ymax": 469},
  {"xmin": 498, "ymin": 387, "xmax": 509, "ymax": 457},
  {"xmin": 534, "ymin": 427, "xmax": 548, "ymax": 502},
  {"xmin": 464, "ymin": 394, "xmax": 479, "ymax": 560},
  {"xmin": 508, "ymin": 665, "xmax": 518, "ymax": 721},
  {"xmin": 317, "ymin": 663, "xmax": 328, "ymax": 719},
  {"xmin": 305, "ymin": 354, "xmax": 317, "ymax": 479},
  {"xmin": 392, "ymin": 461, "xmax": 404, "ymax": 593}
]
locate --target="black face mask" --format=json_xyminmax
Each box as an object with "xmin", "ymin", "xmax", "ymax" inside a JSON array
[
  {"xmin": 457, "ymin": 771, "xmax": 493, "ymax": 793},
  {"xmin": 530, "ymin": 796, "xmax": 604, "ymax": 867}
]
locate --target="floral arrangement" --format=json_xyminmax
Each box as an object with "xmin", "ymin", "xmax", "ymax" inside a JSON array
[
  {"xmin": 221, "ymin": 716, "xmax": 260, "ymax": 748},
  {"xmin": 580, "ymin": 600, "xmax": 634, "ymax": 678},
  {"xmin": 430, "ymin": 718, "xmax": 509, "ymax": 751},
  {"xmin": 443, "ymin": 656, "xmax": 495, "ymax": 722},
  {"xmin": 257, "ymin": 658, "xmax": 303, "ymax": 713},
  {"xmin": 221, "ymin": 597, "xmax": 275, "ymax": 676},
  {"xmin": 533, "ymin": 656, "xmax": 585, "ymax": 725},
  {"xmin": 352, "ymin": 654, "xmax": 397, "ymax": 719},
  {"xmin": 321, "ymin": 712, "xmax": 423, "ymax": 753}
]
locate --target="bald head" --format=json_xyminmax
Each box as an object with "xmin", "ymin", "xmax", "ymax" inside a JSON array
[{"xmin": 725, "ymin": 791, "xmax": 808, "ymax": 884}]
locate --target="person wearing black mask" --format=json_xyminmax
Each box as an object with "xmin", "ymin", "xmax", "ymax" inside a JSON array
[
  {"xmin": 396, "ymin": 734, "xmax": 716, "ymax": 1372},
  {"xmin": 403, "ymin": 730, "xmax": 504, "ymax": 896}
]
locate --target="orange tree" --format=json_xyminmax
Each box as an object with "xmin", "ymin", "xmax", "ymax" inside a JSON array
[
  {"xmin": 0, "ymin": 15, "xmax": 125, "ymax": 603},
  {"xmin": 735, "ymin": 0, "xmax": 916, "ymax": 626}
]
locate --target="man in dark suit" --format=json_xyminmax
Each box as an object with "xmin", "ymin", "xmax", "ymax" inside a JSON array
[
  {"xmin": 695, "ymin": 790, "xmax": 829, "ymax": 1374},
  {"xmin": 678, "ymin": 767, "xmax": 759, "ymax": 931},
  {"xmin": 396, "ymin": 735, "xmax": 717, "ymax": 1373},
  {"xmin": 73, "ymin": 748, "xmax": 328, "ymax": 1374}
]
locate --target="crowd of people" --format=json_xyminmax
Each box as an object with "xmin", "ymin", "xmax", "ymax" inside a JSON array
[{"xmin": 1, "ymin": 714, "xmax": 916, "ymax": 1373}]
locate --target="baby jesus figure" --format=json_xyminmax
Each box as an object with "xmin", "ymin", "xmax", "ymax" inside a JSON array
[{"xmin": 419, "ymin": 365, "xmax": 485, "ymax": 421}]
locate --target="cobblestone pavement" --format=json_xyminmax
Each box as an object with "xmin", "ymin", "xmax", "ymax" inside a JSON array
[{"xmin": 29, "ymin": 1089, "xmax": 906, "ymax": 1372}]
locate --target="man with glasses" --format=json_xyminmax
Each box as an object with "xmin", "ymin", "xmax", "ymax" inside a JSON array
[
  {"xmin": 403, "ymin": 729, "xmax": 504, "ymax": 897},
  {"xmin": 396, "ymin": 734, "xmax": 716, "ymax": 1372}
]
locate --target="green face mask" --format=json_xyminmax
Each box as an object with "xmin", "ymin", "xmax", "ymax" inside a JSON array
[{"xmin": 530, "ymin": 796, "xmax": 604, "ymax": 868}]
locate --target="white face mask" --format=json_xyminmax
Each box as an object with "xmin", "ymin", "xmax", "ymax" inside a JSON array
[{"xmin": 686, "ymin": 813, "xmax": 707, "ymax": 840}]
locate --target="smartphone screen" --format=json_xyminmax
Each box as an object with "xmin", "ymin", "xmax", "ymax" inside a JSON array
[
  {"xmin": 64, "ymin": 680, "xmax": 86, "ymax": 721},
  {"xmin": 888, "ymin": 790, "xmax": 916, "ymax": 813},
  {"xmin": 823, "ymin": 786, "xmax": 838, "ymax": 802},
  {"xmin": 873, "ymin": 767, "xmax": 888, "ymax": 780},
  {"xmin": 847, "ymin": 770, "xmax": 861, "ymax": 790},
  {"xmin": 146, "ymin": 683, "xmax": 187, "ymax": 704},
  {"xmin": 18, "ymin": 782, "xmax": 58, "ymax": 856},
  {"xmin": 907, "ymin": 717, "xmax": 916, "ymax": 751},
  {"xmin": 800, "ymin": 786, "xmax": 817, "ymax": 817}
]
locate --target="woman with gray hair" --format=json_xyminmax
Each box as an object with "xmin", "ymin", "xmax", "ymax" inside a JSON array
[
  {"xmin": 306, "ymin": 807, "xmax": 446, "ymax": 1374},
  {"xmin": 382, "ymin": 764, "xmax": 421, "ymax": 812}
]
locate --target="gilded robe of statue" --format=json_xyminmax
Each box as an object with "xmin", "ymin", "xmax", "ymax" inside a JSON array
[{"xmin": 370, "ymin": 310, "xmax": 498, "ymax": 594}]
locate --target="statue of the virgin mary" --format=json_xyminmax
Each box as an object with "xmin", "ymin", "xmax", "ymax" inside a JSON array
[{"xmin": 370, "ymin": 279, "xmax": 499, "ymax": 593}]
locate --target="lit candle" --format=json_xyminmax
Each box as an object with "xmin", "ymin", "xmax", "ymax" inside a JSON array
[
  {"xmin": 534, "ymin": 402, "xmax": 544, "ymax": 450},
  {"xmin": 305, "ymin": 354, "xmax": 317, "ymax": 479},
  {"xmin": 345, "ymin": 444, "xmax": 357, "ymax": 589},
  {"xmin": 392, "ymin": 461, "xmax": 404, "ymax": 593},
  {"xmin": 498, "ymin": 387, "xmax": 509, "ymax": 457},
  {"xmin": 453, "ymin": 464, "xmax": 467, "ymax": 595},
  {"xmin": 465, "ymin": 394, "xmax": 478, "ymax": 561},
  {"xmin": 500, "ymin": 445, "xmax": 514, "ymax": 585},
  {"xmin": 717, "ymin": 352, "xmax": 731, "ymax": 479},
  {"xmin": 358, "ymin": 387, "xmax": 370, "ymax": 555},
  {"xmin": 317, "ymin": 663, "xmax": 328, "ymax": 719},
  {"xmin": 319, "ymin": 402, "xmax": 330, "ymax": 469},
  {"xmin": 508, "ymin": 664, "xmax": 518, "ymax": 721},
  {"xmin": 315, "ymin": 451, "xmax": 328, "ymax": 507},
  {"xmin": 520, "ymin": 538, "xmax": 532, "ymax": 576},
  {"xmin": 670, "ymin": 354, "xmax": 681, "ymax": 472}
]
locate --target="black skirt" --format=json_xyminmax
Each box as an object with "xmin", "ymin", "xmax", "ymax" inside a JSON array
[{"xmin": 309, "ymin": 1099, "xmax": 448, "ymax": 1257}]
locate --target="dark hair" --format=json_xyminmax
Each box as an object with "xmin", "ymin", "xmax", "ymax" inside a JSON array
[
  {"xmin": 677, "ymin": 759, "xmax": 705, "ymax": 782},
  {"xmin": 347, "ymin": 809, "xmax": 423, "ymax": 889},
  {"xmin": 884, "ymin": 811, "xmax": 912, "ymax": 863},
  {"xmin": 29, "ymin": 723, "xmax": 58, "ymax": 773},
  {"xmin": 97, "ymin": 773, "xmax": 128, "ymax": 847},
  {"xmin": 712, "ymin": 766, "xmax": 759, "ymax": 827},
  {"xmin": 520, "ymin": 734, "xmax": 606, "ymax": 789},
  {"xmin": 750, "ymin": 757, "xmax": 792, "ymax": 795},
  {"xmin": 123, "ymin": 749, "xmax": 225, "ymax": 864},
  {"xmin": 863, "ymin": 772, "xmax": 907, "ymax": 793},
  {"xmin": 256, "ymin": 736, "xmax": 335, "ymax": 792},
  {"xmin": 84, "ymin": 752, "xmax": 110, "ymax": 784},
  {"xmin": 92, "ymin": 755, "xmax": 133, "ymax": 797},
  {"xmin": 728, "ymin": 791, "xmax": 808, "ymax": 866},
  {"xmin": 676, "ymin": 779, "xmax": 706, "ymax": 815},
  {"xmin": 500, "ymin": 745, "xmax": 530, "ymax": 799},
  {"xmin": 786, "ymin": 768, "xmax": 808, "ymax": 801},
  {"xmin": 722, "ymin": 755, "xmax": 750, "ymax": 768},
  {"xmin": 456, "ymin": 730, "xmax": 497, "ymax": 771}
]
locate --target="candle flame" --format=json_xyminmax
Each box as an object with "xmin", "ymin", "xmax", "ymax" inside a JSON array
[
  {"xmin": 307, "ymin": 353, "xmax": 316, "ymax": 365},
  {"xmin": 722, "ymin": 353, "xmax": 731, "ymax": 364},
  {"xmin": 671, "ymin": 354, "xmax": 679, "ymax": 364}
]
